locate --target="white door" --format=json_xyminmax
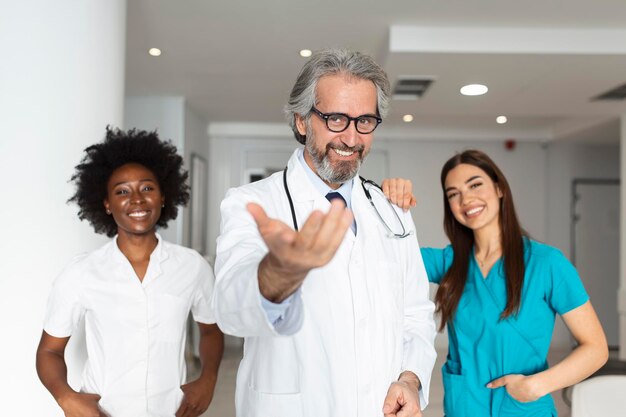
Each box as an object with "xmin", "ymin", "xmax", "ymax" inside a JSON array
[{"xmin": 573, "ymin": 181, "xmax": 620, "ymax": 348}]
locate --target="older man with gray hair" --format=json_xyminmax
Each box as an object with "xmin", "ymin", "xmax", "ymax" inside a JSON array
[{"xmin": 213, "ymin": 49, "xmax": 436, "ymax": 417}]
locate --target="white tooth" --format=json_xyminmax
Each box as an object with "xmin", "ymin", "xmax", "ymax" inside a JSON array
[
  {"xmin": 466, "ymin": 207, "xmax": 483, "ymax": 215},
  {"xmin": 334, "ymin": 149, "xmax": 354, "ymax": 157}
]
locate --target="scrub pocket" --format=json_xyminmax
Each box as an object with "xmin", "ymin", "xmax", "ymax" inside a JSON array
[
  {"xmin": 442, "ymin": 362, "xmax": 468, "ymax": 417},
  {"xmin": 498, "ymin": 389, "xmax": 555, "ymax": 417}
]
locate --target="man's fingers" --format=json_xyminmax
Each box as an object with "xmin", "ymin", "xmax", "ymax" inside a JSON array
[
  {"xmin": 295, "ymin": 210, "xmax": 324, "ymax": 249},
  {"xmin": 322, "ymin": 209, "xmax": 353, "ymax": 257},
  {"xmin": 396, "ymin": 409, "xmax": 421, "ymax": 417},
  {"xmin": 248, "ymin": 202, "xmax": 298, "ymax": 253},
  {"xmin": 247, "ymin": 202, "xmax": 270, "ymax": 228},
  {"xmin": 313, "ymin": 201, "xmax": 352, "ymax": 256},
  {"xmin": 382, "ymin": 383, "xmax": 403, "ymax": 415}
]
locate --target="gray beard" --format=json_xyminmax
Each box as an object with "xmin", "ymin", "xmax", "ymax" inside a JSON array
[{"xmin": 305, "ymin": 126, "xmax": 367, "ymax": 184}]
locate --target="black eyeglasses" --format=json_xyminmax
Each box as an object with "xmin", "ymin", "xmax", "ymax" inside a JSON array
[{"xmin": 310, "ymin": 106, "xmax": 382, "ymax": 134}]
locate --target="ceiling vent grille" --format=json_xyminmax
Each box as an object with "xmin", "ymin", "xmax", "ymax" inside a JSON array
[
  {"xmin": 392, "ymin": 76, "xmax": 435, "ymax": 100},
  {"xmin": 593, "ymin": 82, "xmax": 626, "ymax": 100}
]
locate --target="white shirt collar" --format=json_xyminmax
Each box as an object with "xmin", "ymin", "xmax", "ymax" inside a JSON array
[{"xmin": 109, "ymin": 233, "xmax": 167, "ymax": 286}]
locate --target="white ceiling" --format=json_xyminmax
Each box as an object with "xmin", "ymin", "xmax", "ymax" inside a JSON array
[{"xmin": 125, "ymin": 0, "xmax": 626, "ymax": 143}]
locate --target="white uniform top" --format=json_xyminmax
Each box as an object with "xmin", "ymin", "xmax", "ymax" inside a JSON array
[
  {"xmin": 213, "ymin": 150, "xmax": 437, "ymax": 417},
  {"xmin": 44, "ymin": 234, "xmax": 215, "ymax": 417}
]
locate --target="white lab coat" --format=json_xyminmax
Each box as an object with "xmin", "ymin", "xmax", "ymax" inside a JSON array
[{"xmin": 214, "ymin": 150, "xmax": 436, "ymax": 417}]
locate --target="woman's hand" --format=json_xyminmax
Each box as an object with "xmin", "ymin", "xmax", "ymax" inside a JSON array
[
  {"xmin": 58, "ymin": 391, "xmax": 107, "ymax": 417},
  {"xmin": 487, "ymin": 374, "xmax": 544, "ymax": 402},
  {"xmin": 381, "ymin": 178, "xmax": 416, "ymax": 211},
  {"xmin": 175, "ymin": 377, "xmax": 216, "ymax": 417},
  {"xmin": 175, "ymin": 323, "xmax": 223, "ymax": 417}
]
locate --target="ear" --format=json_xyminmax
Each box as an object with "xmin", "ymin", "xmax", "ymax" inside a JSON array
[
  {"xmin": 161, "ymin": 195, "xmax": 165, "ymax": 208},
  {"xmin": 496, "ymin": 184, "xmax": 503, "ymax": 198},
  {"xmin": 295, "ymin": 114, "xmax": 307, "ymax": 137},
  {"xmin": 103, "ymin": 199, "xmax": 110, "ymax": 214}
]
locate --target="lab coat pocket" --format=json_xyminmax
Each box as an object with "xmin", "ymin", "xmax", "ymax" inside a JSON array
[
  {"xmin": 246, "ymin": 389, "xmax": 304, "ymax": 417},
  {"xmin": 442, "ymin": 363, "xmax": 468, "ymax": 417},
  {"xmin": 498, "ymin": 388, "xmax": 553, "ymax": 417},
  {"xmin": 249, "ymin": 337, "xmax": 300, "ymax": 394}
]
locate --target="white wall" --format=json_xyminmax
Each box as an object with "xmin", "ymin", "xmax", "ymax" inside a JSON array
[
  {"xmin": 546, "ymin": 142, "xmax": 619, "ymax": 348},
  {"xmin": 182, "ymin": 104, "xmax": 211, "ymax": 249},
  {"xmin": 0, "ymin": 1, "xmax": 126, "ymax": 415},
  {"xmin": 124, "ymin": 96, "xmax": 186, "ymax": 244},
  {"xmin": 546, "ymin": 141, "xmax": 620, "ymax": 258}
]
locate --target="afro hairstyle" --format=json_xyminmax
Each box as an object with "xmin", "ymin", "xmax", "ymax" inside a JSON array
[{"xmin": 69, "ymin": 127, "xmax": 190, "ymax": 237}]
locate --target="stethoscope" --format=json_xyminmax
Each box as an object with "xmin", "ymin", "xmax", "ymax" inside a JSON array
[{"xmin": 282, "ymin": 167, "xmax": 411, "ymax": 238}]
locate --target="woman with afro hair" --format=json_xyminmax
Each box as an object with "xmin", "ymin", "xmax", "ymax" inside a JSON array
[{"xmin": 36, "ymin": 127, "xmax": 224, "ymax": 417}]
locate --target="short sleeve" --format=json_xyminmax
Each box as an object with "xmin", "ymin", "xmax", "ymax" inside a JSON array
[
  {"xmin": 191, "ymin": 257, "xmax": 217, "ymax": 324},
  {"xmin": 420, "ymin": 246, "xmax": 453, "ymax": 284},
  {"xmin": 43, "ymin": 262, "xmax": 86, "ymax": 338},
  {"xmin": 545, "ymin": 249, "xmax": 589, "ymax": 315}
]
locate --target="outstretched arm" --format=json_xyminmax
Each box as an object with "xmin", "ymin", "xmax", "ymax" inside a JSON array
[
  {"xmin": 36, "ymin": 331, "xmax": 106, "ymax": 417},
  {"xmin": 214, "ymin": 189, "xmax": 353, "ymax": 337},
  {"xmin": 249, "ymin": 200, "xmax": 353, "ymax": 302},
  {"xmin": 488, "ymin": 301, "xmax": 608, "ymax": 401}
]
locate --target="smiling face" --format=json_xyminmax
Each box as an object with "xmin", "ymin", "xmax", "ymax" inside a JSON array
[
  {"xmin": 297, "ymin": 73, "xmax": 378, "ymax": 188},
  {"xmin": 103, "ymin": 163, "xmax": 164, "ymax": 238},
  {"xmin": 444, "ymin": 163, "xmax": 503, "ymax": 234}
]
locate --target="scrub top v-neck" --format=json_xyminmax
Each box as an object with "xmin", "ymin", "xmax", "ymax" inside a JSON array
[{"xmin": 421, "ymin": 239, "xmax": 588, "ymax": 417}]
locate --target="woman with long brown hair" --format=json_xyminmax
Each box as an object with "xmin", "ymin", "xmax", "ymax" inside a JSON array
[{"xmin": 383, "ymin": 149, "xmax": 607, "ymax": 416}]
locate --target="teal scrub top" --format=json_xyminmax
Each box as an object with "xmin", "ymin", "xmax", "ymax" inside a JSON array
[{"xmin": 421, "ymin": 239, "xmax": 588, "ymax": 417}]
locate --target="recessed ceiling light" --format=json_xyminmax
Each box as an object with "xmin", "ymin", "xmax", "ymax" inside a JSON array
[
  {"xmin": 300, "ymin": 49, "xmax": 312, "ymax": 58},
  {"xmin": 460, "ymin": 84, "xmax": 488, "ymax": 96},
  {"xmin": 496, "ymin": 116, "xmax": 508, "ymax": 124},
  {"xmin": 148, "ymin": 48, "xmax": 162, "ymax": 57},
  {"xmin": 402, "ymin": 114, "xmax": 414, "ymax": 123}
]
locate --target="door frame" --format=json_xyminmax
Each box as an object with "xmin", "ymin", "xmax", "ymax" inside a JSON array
[
  {"xmin": 570, "ymin": 178, "xmax": 620, "ymax": 350},
  {"xmin": 570, "ymin": 178, "xmax": 620, "ymax": 266}
]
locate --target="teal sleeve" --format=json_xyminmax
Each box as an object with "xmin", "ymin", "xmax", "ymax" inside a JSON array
[
  {"xmin": 545, "ymin": 249, "xmax": 589, "ymax": 315},
  {"xmin": 420, "ymin": 246, "xmax": 453, "ymax": 284}
]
